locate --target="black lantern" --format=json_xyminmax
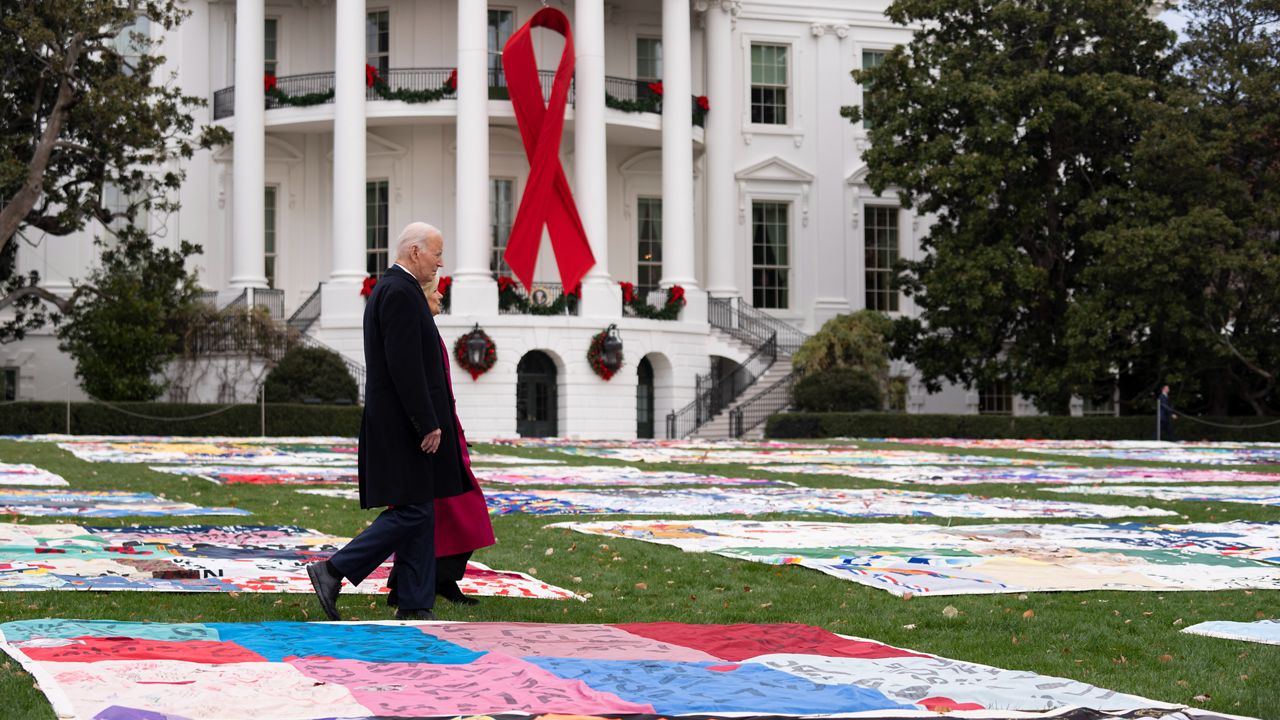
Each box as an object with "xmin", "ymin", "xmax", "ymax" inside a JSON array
[
  {"xmin": 466, "ymin": 324, "xmax": 489, "ymax": 368},
  {"xmin": 601, "ymin": 323, "xmax": 624, "ymax": 371}
]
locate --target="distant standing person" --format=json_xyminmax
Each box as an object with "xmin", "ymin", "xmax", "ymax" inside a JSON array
[
  {"xmin": 1158, "ymin": 384, "xmax": 1176, "ymax": 441},
  {"xmin": 307, "ymin": 222, "xmax": 471, "ymax": 621}
]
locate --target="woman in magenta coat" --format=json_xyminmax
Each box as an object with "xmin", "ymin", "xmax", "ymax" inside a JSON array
[{"xmin": 388, "ymin": 277, "xmax": 495, "ymax": 606}]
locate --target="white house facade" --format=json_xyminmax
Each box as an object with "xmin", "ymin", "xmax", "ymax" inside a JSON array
[{"xmin": 6, "ymin": 0, "xmax": 1064, "ymax": 439}]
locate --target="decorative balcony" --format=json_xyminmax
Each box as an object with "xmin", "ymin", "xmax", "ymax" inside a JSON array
[{"xmin": 212, "ymin": 68, "xmax": 704, "ymax": 126}]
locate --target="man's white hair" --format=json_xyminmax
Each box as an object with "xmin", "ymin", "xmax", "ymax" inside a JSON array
[{"xmin": 395, "ymin": 222, "xmax": 441, "ymax": 258}]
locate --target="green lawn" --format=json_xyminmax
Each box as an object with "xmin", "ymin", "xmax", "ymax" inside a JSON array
[{"xmin": 0, "ymin": 438, "xmax": 1277, "ymax": 719}]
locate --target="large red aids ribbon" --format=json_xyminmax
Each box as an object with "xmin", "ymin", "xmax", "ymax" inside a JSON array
[{"xmin": 501, "ymin": 8, "xmax": 596, "ymax": 293}]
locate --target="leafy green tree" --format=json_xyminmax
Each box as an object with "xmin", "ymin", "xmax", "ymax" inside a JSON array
[
  {"xmin": 0, "ymin": 0, "xmax": 228, "ymax": 341},
  {"xmin": 792, "ymin": 310, "xmax": 893, "ymax": 383},
  {"xmin": 263, "ymin": 346, "xmax": 359, "ymax": 405},
  {"xmin": 1066, "ymin": 0, "xmax": 1280, "ymax": 415},
  {"xmin": 56, "ymin": 236, "xmax": 201, "ymax": 401},
  {"xmin": 847, "ymin": 0, "xmax": 1178, "ymax": 413},
  {"xmin": 794, "ymin": 368, "xmax": 883, "ymax": 412}
]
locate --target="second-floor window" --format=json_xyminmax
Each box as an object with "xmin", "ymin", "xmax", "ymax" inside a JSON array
[
  {"xmin": 752, "ymin": 201, "xmax": 789, "ymax": 309},
  {"xmin": 489, "ymin": 9, "xmax": 514, "ymax": 84},
  {"xmin": 751, "ymin": 43, "xmax": 788, "ymax": 125},
  {"xmin": 264, "ymin": 18, "xmax": 278, "ymax": 75},
  {"xmin": 864, "ymin": 206, "xmax": 899, "ymax": 312},
  {"xmin": 637, "ymin": 197, "xmax": 662, "ymax": 294},
  {"xmin": 490, "ymin": 178, "xmax": 514, "ymax": 278},
  {"xmin": 861, "ymin": 50, "xmax": 886, "ymax": 128},
  {"xmin": 366, "ymin": 10, "xmax": 389, "ymax": 78},
  {"xmin": 366, "ymin": 180, "xmax": 389, "ymax": 277},
  {"xmin": 636, "ymin": 37, "xmax": 662, "ymax": 81},
  {"xmin": 264, "ymin": 186, "xmax": 278, "ymax": 289}
]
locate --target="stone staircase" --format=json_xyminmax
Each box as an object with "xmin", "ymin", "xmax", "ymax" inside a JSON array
[{"xmin": 691, "ymin": 353, "xmax": 793, "ymax": 440}]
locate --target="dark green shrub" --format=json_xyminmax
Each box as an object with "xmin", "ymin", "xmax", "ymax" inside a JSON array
[
  {"xmin": 0, "ymin": 402, "xmax": 361, "ymax": 436},
  {"xmin": 793, "ymin": 368, "xmax": 882, "ymax": 412},
  {"xmin": 263, "ymin": 346, "xmax": 358, "ymax": 404},
  {"xmin": 766, "ymin": 412, "xmax": 1280, "ymax": 441}
]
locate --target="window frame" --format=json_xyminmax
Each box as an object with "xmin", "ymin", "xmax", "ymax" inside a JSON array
[
  {"xmin": 365, "ymin": 179, "xmax": 390, "ymax": 278},
  {"xmin": 488, "ymin": 8, "xmax": 516, "ymax": 83},
  {"xmin": 636, "ymin": 196, "xmax": 663, "ymax": 295},
  {"xmin": 635, "ymin": 36, "xmax": 663, "ymax": 81},
  {"xmin": 365, "ymin": 9, "xmax": 390, "ymax": 78},
  {"xmin": 750, "ymin": 199, "xmax": 792, "ymax": 311},
  {"xmin": 863, "ymin": 205, "xmax": 900, "ymax": 313},
  {"xmin": 978, "ymin": 379, "xmax": 1014, "ymax": 416},
  {"xmin": 489, "ymin": 177, "xmax": 516, "ymax": 279},
  {"xmin": 264, "ymin": 16, "xmax": 280, "ymax": 76},
  {"xmin": 1, "ymin": 367, "xmax": 17, "ymax": 402},
  {"xmin": 749, "ymin": 41, "xmax": 790, "ymax": 127},
  {"xmin": 264, "ymin": 184, "xmax": 279, "ymax": 289},
  {"xmin": 857, "ymin": 44, "xmax": 894, "ymax": 131}
]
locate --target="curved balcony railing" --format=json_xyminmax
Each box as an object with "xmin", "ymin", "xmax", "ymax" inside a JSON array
[{"xmin": 213, "ymin": 68, "xmax": 702, "ymax": 126}]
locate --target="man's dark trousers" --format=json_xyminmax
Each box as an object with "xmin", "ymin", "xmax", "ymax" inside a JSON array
[{"xmin": 328, "ymin": 501, "xmax": 435, "ymax": 610}]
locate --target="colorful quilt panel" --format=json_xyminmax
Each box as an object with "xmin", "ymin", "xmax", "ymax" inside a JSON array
[
  {"xmin": 0, "ymin": 524, "xmax": 580, "ymax": 600},
  {"xmin": 0, "ymin": 489, "xmax": 250, "ymax": 517},
  {"xmin": 484, "ymin": 487, "xmax": 1174, "ymax": 519},
  {"xmin": 0, "ymin": 463, "xmax": 69, "ymax": 487},
  {"xmin": 1182, "ymin": 619, "xmax": 1280, "ymax": 646},
  {"xmin": 550, "ymin": 519, "xmax": 1280, "ymax": 597},
  {"xmin": 0, "ymin": 618, "xmax": 1226, "ymax": 720}
]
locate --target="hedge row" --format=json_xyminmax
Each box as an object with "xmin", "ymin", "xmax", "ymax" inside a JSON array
[
  {"xmin": 0, "ymin": 402, "xmax": 362, "ymax": 437},
  {"xmin": 765, "ymin": 412, "xmax": 1280, "ymax": 442}
]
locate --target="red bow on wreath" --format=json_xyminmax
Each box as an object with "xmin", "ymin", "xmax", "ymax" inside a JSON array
[
  {"xmin": 667, "ymin": 285, "xmax": 686, "ymax": 306},
  {"xmin": 647, "ymin": 81, "xmax": 664, "ymax": 96},
  {"xmin": 360, "ymin": 276, "xmax": 378, "ymax": 297},
  {"xmin": 365, "ymin": 64, "xmax": 380, "ymax": 88},
  {"xmin": 438, "ymin": 275, "xmax": 452, "ymax": 296},
  {"xmin": 497, "ymin": 276, "xmax": 517, "ymax": 293},
  {"xmin": 619, "ymin": 281, "xmax": 635, "ymax": 304},
  {"xmin": 696, "ymin": 95, "xmax": 710, "ymax": 111},
  {"xmin": 264, "ymin": 73, "xmax": 278, "ymax": 93},
  {"xmin": 447, "ymin": 68, "xmax": 458, "ymax": 91}
]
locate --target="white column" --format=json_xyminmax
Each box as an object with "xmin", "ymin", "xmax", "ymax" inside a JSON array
[
  {"xmin": 812, "ymin": 23, "xmax": 853, "ymax": 326},
  {"xmin": 230, "ymin": 0, "xmax": 267, "ymax": 289},
  {"xmin": 576, "ymin": 0, "xmax": 620, "ymax": 318},
  {"xmin": 320, "ymin": 0, "xmax": 369, "ymax": 330},
  {"xmin": 451, "ymin": 0, "xmax": 497, "ymax": 316},
  {"xmin": 661, "ymin": 0, "xmax": 706, "ymax": 321},
  {"xmin": 703, "ymin": 1, "xmax": 738, "ymax": 298}
]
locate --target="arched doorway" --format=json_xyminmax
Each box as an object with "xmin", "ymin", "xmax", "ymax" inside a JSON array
[
  {"xmin": 636, "ymin": 357, "xmax": 655, "ymax": 439},
  {"xmin": 517, "ymin": 351, "xmax": 558, "ymax": 437}
]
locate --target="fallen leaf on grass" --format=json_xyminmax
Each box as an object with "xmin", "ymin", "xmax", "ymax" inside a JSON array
[
  {"xmin": 634, "ymin": 582, "xmax": 648, "ymax": 590},
  {"xmin": 1193, "ymin": 694, "xmax": 1211, "ymax": 703},
  {"xmin": 544, "ymin": 548, "xmax": 554, "ymax": 556},
  {"xmin": 902, "ymin": 624, "xmax": 917, "ymax": 630},
  {"xmin": 1173, "ymin": 618, "xmax": 1184, "ymax": 626},
  {"xmin": 759, "ymin": 602, "xmax": 773, "ymax": 608},
  {"xmin": 228, "ymin": 592, "xmax": 240, "ymax": 599},
  {"xmin": 1022, "ymin": 609, "xmax": 1035, "ymax": 619},
  {"xmin": 1159, "ymin": 655, "xmax": 1173, "ymax": 663},
  {"xmin": 942, "ymin": 605, "xmax": 960, "ymax": 618}
]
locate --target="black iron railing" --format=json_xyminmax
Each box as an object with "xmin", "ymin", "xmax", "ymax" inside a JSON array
[
  {"xmin": 666, "ymin": 333, "xmax": 777, "ymax": 439},
  {"xmin": 288, "ymin": 285, "xmax": 322, "ymax": 335},
  {"xmin": 223, "ymin": 288, "xmax": 285, "ymax": 320},
  {"xmin": 728, "ymin": 369, "xmax": 800, "ymax": 438},
  {"xmin": 498, "ymin": 281, "xmax": 580, "ymax": 316},
  {"xmin": 708, "ymin": 296, "xmax": 809, "ymax": 354}
]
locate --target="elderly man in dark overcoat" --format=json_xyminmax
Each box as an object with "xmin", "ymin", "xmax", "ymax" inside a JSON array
[{"xmin": 308, "ymin": 221, "xmax": 470, "ymax": 621}]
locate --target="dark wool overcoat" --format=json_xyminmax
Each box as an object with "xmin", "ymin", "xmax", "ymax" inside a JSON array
[{"xmin": 357, "ymin": 265, "xmax": 470, "ymax": 508}]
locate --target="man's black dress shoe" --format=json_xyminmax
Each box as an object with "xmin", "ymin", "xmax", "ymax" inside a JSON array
[
  {"xmin": 438, "ymin": 580, "xmax": 480, "ymax": 606},
  {"xmin": 394, "ymin": 608, "xmax": 437, "ymax": 621},
  {"xmin": 307, "ymin": 561, "xmax": 342, "ymax": 621}
]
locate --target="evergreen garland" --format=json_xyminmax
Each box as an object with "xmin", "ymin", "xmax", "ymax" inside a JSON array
[
  {"xmin": 619, "ymin": 281, "xmax": 685, "ymax": 320},
  {"xmin": 497, "ymin": 276, "xmax": 581, "ymax": 316}
]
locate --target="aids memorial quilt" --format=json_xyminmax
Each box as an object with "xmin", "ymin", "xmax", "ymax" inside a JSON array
[
  {"xmin": 473, "ymin": 465, "xmax": 795, "ymax": 487},
  {"xmin": 0, "ymin": 489, "xmax": 250, "ymax": 518},
  {"xmin": 1046, "ymin": 484, "xmax": 1280, "ymax": 506},
  {"xmin": 1182, "ymin": 619, "xmax": 1280, "ymax": 646},
  {"xmin": 873, "ymin": 438, "xmax": 1280, "ymax": 466},
  {"xmin": 51, "ymin": 436, "xmax": 358, "ymax": 466},
  {"xmin": 0, "ymin": 524, "xmax": 580, "ymax": 600},
  {"xmin": 752, "ymin": 464, "xmax": 1280, "ymax": 486},
  {"xmin": 0, "ymin": 463, "xmax": 68, "ymax": 487},
  {"xmin": 494, "ymin": 437, "xmax": 841, "ymax": 450},
  {"xmin": 485, "ymin": 487, "xmax": 1172, "ymax": 519},
  {"xmin": 549, "ymin": 519, "xmax": 1280, "ymax": 597},
  {"xmin": 150, "ymin": 465, "xmax": 358, "ymax": 486},
  {"xmin": 549, "ymin": 447, "xmax": 1050, "ymax": 466},
  {"xmin": 0, "ymin": 618, "xmax": 1234, "ymax": 720}
]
